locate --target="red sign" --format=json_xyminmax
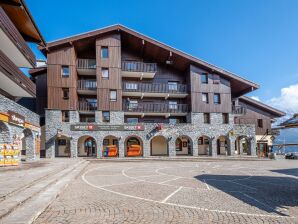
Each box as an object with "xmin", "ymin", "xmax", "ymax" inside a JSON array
[{"xmin": 88, "ymin": 125, "xmax": 94, "ymax": 131}]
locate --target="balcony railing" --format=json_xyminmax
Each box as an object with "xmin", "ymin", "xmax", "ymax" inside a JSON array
[
  {"xmin": 232, "ymin": 105, "xmax": 247, "ymax": 115},
  {"xmin": 123, "ymin": 82, "xmax": 188, "ymax": 94},
  {"xmin": 77, "ymin": 59, "xmax": 96, "ymax": 69},
  {"xmin": 123, "ymin": 102, "xmax": 188, "ymax": 113},
  {"xmin": 121, "ymin": 61, "xmax": 157, "ymax": 73},
  {"xmin": 78, "ymin": 101, "xmax": 97, "ymax": 111},
  {"xmin": 77, "ymin": 80, "xmax": 97, "ymax": 90}
]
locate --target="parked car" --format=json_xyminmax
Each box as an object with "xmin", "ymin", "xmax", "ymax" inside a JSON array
[{"xmin": 285, "ymin": 153, "xmax": 298, "ymax": 159}]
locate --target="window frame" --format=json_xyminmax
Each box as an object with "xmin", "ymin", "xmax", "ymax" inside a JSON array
[
  {"xmin": 257, "ymin": 119, "xmax": 263, "ymax": 128},
  {"xmin": 61, "ymin": 65, "xmax": 70, "ymax": 78},
  {"xmin": 202, "ymin": 93, "xmax": 209, "ymax": 104},
  {"xmin": 214, "ymin": 93, "xmax": 221, "ymax": 105},
  {"xmin": 169, "ymin": 101, "xmax": 178, "ymax": 110},
  {"xmin": 62, "ymin": 110, "xmax": 70, "ymax": 122},
  {"xmin": 168, "ymin": 81, "xmax": 178, "ymax": 91},
  {"xmin": 110, "ymin": 90, "xmax": 117, "ymax": 101},
  {"xmin": 102, "ymin": 111, "xmax": 110, "ymax": 122},
  {"xmin": 203, "ymin": 113, "xmax": 210, "ymax": 124},
  {"xmin": 201, "ymin": 73, "xmax": 208, "ymax": 84},
  {"xmin": 62, "ymin": 88, "xmax": 69, "ymax": 99},
  {"xmin": 127, "ymin": 118, "xmax": 139, "ymax": 124},
  {"xmin": 101, "ymin": 68, "xmax": 109, "ymax": 79},
  {"xmin": 222, "ymin": 113, "xmax": 229, "ymax": 124},
  {"xmin": 101, "ymin": 46, "xmax": 109, "ymax": 58}
]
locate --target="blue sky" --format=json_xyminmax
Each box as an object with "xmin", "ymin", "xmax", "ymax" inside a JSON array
[{"xmin": 27, "ymin": 0, "xmax": 298, "ymax": 113}]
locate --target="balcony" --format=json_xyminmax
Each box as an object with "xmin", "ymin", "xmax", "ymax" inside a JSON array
[
  {"xmin": 232, "ymin": 105, "xmax": 247, "ymax": 115},
  {"xmin": 122, "ymin": 82, "xmax": 188, "ymax": 99},
  {"xmin": 123, "ymin": 102, "xmax": 188, "ymax": 117},
  {"xmin": 77, "ymin": 80, "xmax": 97, "ymax": 95},
  {"xmin": 78, "ymin": 101, "xmax": 97, "ymax": 114},
  {"xmin": 121, "ymin": 61, "xmax": 157, "ymax": 79},
  {"xmin": 77, "ymin": 59, "xmax": 96, "ymax": 75}
]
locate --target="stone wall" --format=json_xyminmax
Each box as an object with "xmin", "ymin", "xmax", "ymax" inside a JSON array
[{"xmin": 45, "ymin": 110, "xmax": 256, "ymax": 158}]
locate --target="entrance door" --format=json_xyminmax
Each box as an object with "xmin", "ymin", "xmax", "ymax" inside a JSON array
[
  {"xmin": 85, "ymin": 138, "xmax": 96, "ymax": 157},
  {"xmin": 258, "ymin": 143, "xmax": 268, "ymax": 157}
]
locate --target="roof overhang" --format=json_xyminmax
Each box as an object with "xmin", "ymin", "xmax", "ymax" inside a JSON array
[
  {"xmin": 239, "ymin": 96, "xmax": 286, "ymax": 118},
  {"xmin": 0, "ymin": 0, "xmax": 45, "ymax": 46},
  {"xmin": 40, "ymin": 24, "xmax": 259, "ymax": 96}
]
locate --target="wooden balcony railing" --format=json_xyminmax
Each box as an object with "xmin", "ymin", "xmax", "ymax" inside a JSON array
[
  {"xmin": 122, "ymin": 82, "xmax": 188, "ymax": 94},
  {"xmin": 77, "ymin": 80, "xmax": 97, "ymax": 90},
  {"xmin": 77, "ymin": 59, "xmax": 96, "ymax": 69},
  {"xmin": 232, "ymin": 105, "xmax": 247, "ymax": 115},
  {"xmin": 123, "ymin": 102, "xmax": 189, "ymax": 113},
  {"xmin": 0, "ymin": 8, "xmax": 35, "ymax": 66},
  {"xmin": 78, "ymin": 101, "xmax": 97, "ymax": 111},
  {"xmin": 121, "ymin": 61, "xmax": 157, "ymax": 73}
]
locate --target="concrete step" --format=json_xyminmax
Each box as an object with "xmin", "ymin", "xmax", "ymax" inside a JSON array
[{"xmin": 0, "ymin": 160, "xmax": 88, "ymax": 224}]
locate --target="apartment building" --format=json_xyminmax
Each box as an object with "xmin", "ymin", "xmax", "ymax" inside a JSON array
[
  {"xmin": 37, "ymin": 24, "xmax": 284, "ymax": 158},
  {"xmin": 0, "ymin": 1, "xmax": 44, "ymax": 161}
]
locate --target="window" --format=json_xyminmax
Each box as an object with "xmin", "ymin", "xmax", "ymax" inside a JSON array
[
  {"xmin": 169, "ymin": 118, "xmax": 179, "ymax": 124},
  {"xmin": 169, "ymin": 101, "xmax": 178, "ymax": 110},
  {"xmin": 62, "ymin": 111, "xmax": 69, "ymax": 122},
  {"xmin": 258, "ymin": 119, "xmax": 263, "ymax": 128},
  {"xmin": 204, "ymin": 113, "xmax": 210, "ymax": 124},
  {"xmin": 102, "ymin": 111, "xmax": 110, "ymax": 122},
  {"xmin": 202, "ymin": 93, "xmax": 209, "ymax": 103},
  {"xmin": 168, "ymin": 81, "xmax": 178, "ymax": 91},
  {"xmin": 110, "ymin": 90, "xmax": 117, "ymax": 101},
  {"xmin": 201, "ymin": 73, "xmax": 208, "ymax": 84},
  {"xmin": 213, "ymin": 74, "xmax": 220, "ymax": 84},
  {"xmin": 125, "ymin": 83, "xmax": 138, "ymax": 90},
  {"xmin": 101, "ymin": 68, "xmax": 109, "ymax": 79},
  {"xmin": 62, "ymin": 88, "xmax": 69, "ymax": 99},
  {"xmin": 58, "ymin": 139, "xmax": 67, "ymax": 145},
  {"xmin": 129, "ymin": 100, "xmax": 138, "ymax": 109},
  {"xmin": 222, "ymin": 113, "xmax": 229, "ymax": 124},
  {"xmin": 61, "ymin": 66, "xmax": 70, "ymax": 77},
  {"xmin": 214, "ymin": 93, "xmax": 221, "ymax": 104},
  {"xmin": 127, "ymin": 118, "xmax": 138, "ymax": 124},
  {"xmin": 143, "ymin": 120, "xmax": 154, "ymax": 123},
  {"xmin": 101, "ymin": 47, "xmax": 109, "ymax": 58}
]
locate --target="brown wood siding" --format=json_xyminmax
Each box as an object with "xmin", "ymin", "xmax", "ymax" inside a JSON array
[
  {"xmin": 189, "ymin": 65, "xmax": 232, "ymax": 113},
  {"xmin": 96, "ymin": 34, "xmax": 122, "ymax": 111},
  {"xmin": 47, "ymin": 46, "xmax": 78, "ymax": 110}
]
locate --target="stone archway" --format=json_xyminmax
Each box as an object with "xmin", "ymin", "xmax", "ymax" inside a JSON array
[
  {"xmin": 198, "ymin": 135, "xmax": 211, "ymax": 156},
  {"xmin": 103, "ymin": 135, "xmax": 119, "ymax": 157},
  {"xmin": 77, "ymin": 136, "xmax": 97, "ymax": 157},
  {"xmin": 151, "ymin": 135, "xmax": 168, "ymax": 156},
  {"xmin": 175, "ymin": 135, "xmax": 193, "ymax": 156},
  {"xmin": 235, "ymin": 136, "xmax": 251, "ymax": 155},
  {"xmin": 216, "ymin": 135, "xmax": 230, "ymax": 156},
  {"xmin": 125, "ymin": 135, "xmax": 143, "ymax": 157}
]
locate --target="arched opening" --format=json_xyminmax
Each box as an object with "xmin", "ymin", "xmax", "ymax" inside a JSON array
[
  {"xmin": 125, "ymin": 136, "xmax": 143, "ymax": 157},
  {"xmin": 217, "ymin": 136, "xmax": 230, "ymax": 156},
  {"xmin": 0, "ymin": 121, "xmax": 10, "ymax": 144},
  {"xmin": 235, "ymin": 136, "xmax": 251, "ymax": 155},
  {"xmin": 21, "ymin": 128, "xmax": 34, "ymax": 160},
  {"xmin": 103, "ymin": 135, "xmax": 119, "ymax": 157},
  {"xmin": 55, "ymin": 136, "xmax": 71, "ymax": 157},
  {"xmin": 176, "ymin": 135, "xmax": 193, "ymax": 155},
  {"xmin": 198, "ymin": 136, "xmax": 211, "ymax": 156},
  {"xmin": 78, "ymin": 136, "xmax": 97, "ymax": 157},
  {"xmin": 151, "ymin": 135, "xmax": 168, "ymax": 156}
]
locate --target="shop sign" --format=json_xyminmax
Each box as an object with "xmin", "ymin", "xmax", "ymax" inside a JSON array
[
  {"xmin": 8, "ymin": 111, "xmax": 25, "ymax": 127},
  {"xmin": 70, "ymin": 124, "xmax": 144, "ymax": 131}
]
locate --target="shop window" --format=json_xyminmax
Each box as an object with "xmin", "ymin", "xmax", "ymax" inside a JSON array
[
  {"xmin": 204, "ymin": 113, "xmax": 210, "ymax": 124},
  {"xmin": 62, "ymin": 88, "xmax": 69, "ymax": 99},
  {"xmin": 258, "ymin": 119, "xmax": 263, "ymax": 128},
  {"xmin": 61, "ymin": 65, "xmax": 70, "ymax": 77},
  {"xmin": 110, "ymin": 90, "xmax": 117, "ymax": 101},
  {"xmin": 202, "ymin": 93, "xmax": 209, "ymax": 103},
  {"xmin": 62, "ymin": 110, "xmax": 69, "ymax": 122},
  {"xmin": 223, "ymin": 113, "xmax": 229, "ymax": 124},
  {"xmin": 127, "ymin": 118, "xmax": 138, "ymax": 124},
  {"xmin": 102, "ymin": 111, "xmax": 110, "ymax": 122},
  {"xmin": 101, "ymin": 46, "xmax": 109, "ymax": 58},
  {"xmin": 101, "ymin": 68, "xmax": 109, "ymax": 79},
  {"xmin": 214, "ymin": 93, "xmax": 221, "ymax": 104},
  {"xmin": 201, "ymin": 73, "xmax": 208, "ymax": 84}
]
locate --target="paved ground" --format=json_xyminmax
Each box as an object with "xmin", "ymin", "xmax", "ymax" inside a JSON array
[{"xmin": 33, "ymin": 159, "xmax": 298, "ymax": 224}]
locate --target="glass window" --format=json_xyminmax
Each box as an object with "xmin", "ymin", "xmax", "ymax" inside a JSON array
[
  {"xmin": 201, "ymin": 73, "xmax": 208, "ymax": 84},
  {"xmin": 213, "ymin": 74, "xmax": 220, "ymax": 84},
  {"xmin": 222, "ymin": 113, "xmax": 229, "ymax": 124},
  {"xmin": 61, "ymin": 66, "xmax": 70, "ymax": 77},
  {"xmin": 168, "ymin": 81, "xmax": 178, "ymax": 91},
  {"xmin": 101, "ymin": 68, "xmax": 109, "ymax": 79},
  {"xmin": 62, "ymin": 88, "xmax": 69, "ymax": 99},
  {"xmin": 202, "ymin": 93, "xmax": 209, "ymax": 103},
  {"xmin": 110, "ymin": 90, "xmax": 117, "ymax": 101},
  {"xmin": 102, "ymin": 111, "xmax": 110, "ymax": 122},
  {"xmin": 129, "ymin": 100, "xmax": 138, "ymax": 109},
  {"xmin": 214, "ymin": 93, "xmax": 221, "ymax": 104},
  {"xmin": 101, "ymin": 47, "xmax": 109, "ymax": 58},
  {"xmin": 169, "ymin": 101, "xmax": 178, "ymax": 109},
  {"xmin": 258, "ymin": 119, "xmax": 263, "ymax": 128},
  {"xmin": 204, "ymin": 113, "xmax": 210, "ymax": 124},
  {"xmin": 127, "ymin": 118, "xmax": 138, "ymax": 124},
  {"xmin": 62, "ymin": 111, "xmax": 69, "ymax": 122},
  {"xmin": 125, "ymin": 83, "xmax": 138, "ymax": 90},
  {"xmin": 169, "ymin": 118, "xmax": 179, "ymax": 124}
]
